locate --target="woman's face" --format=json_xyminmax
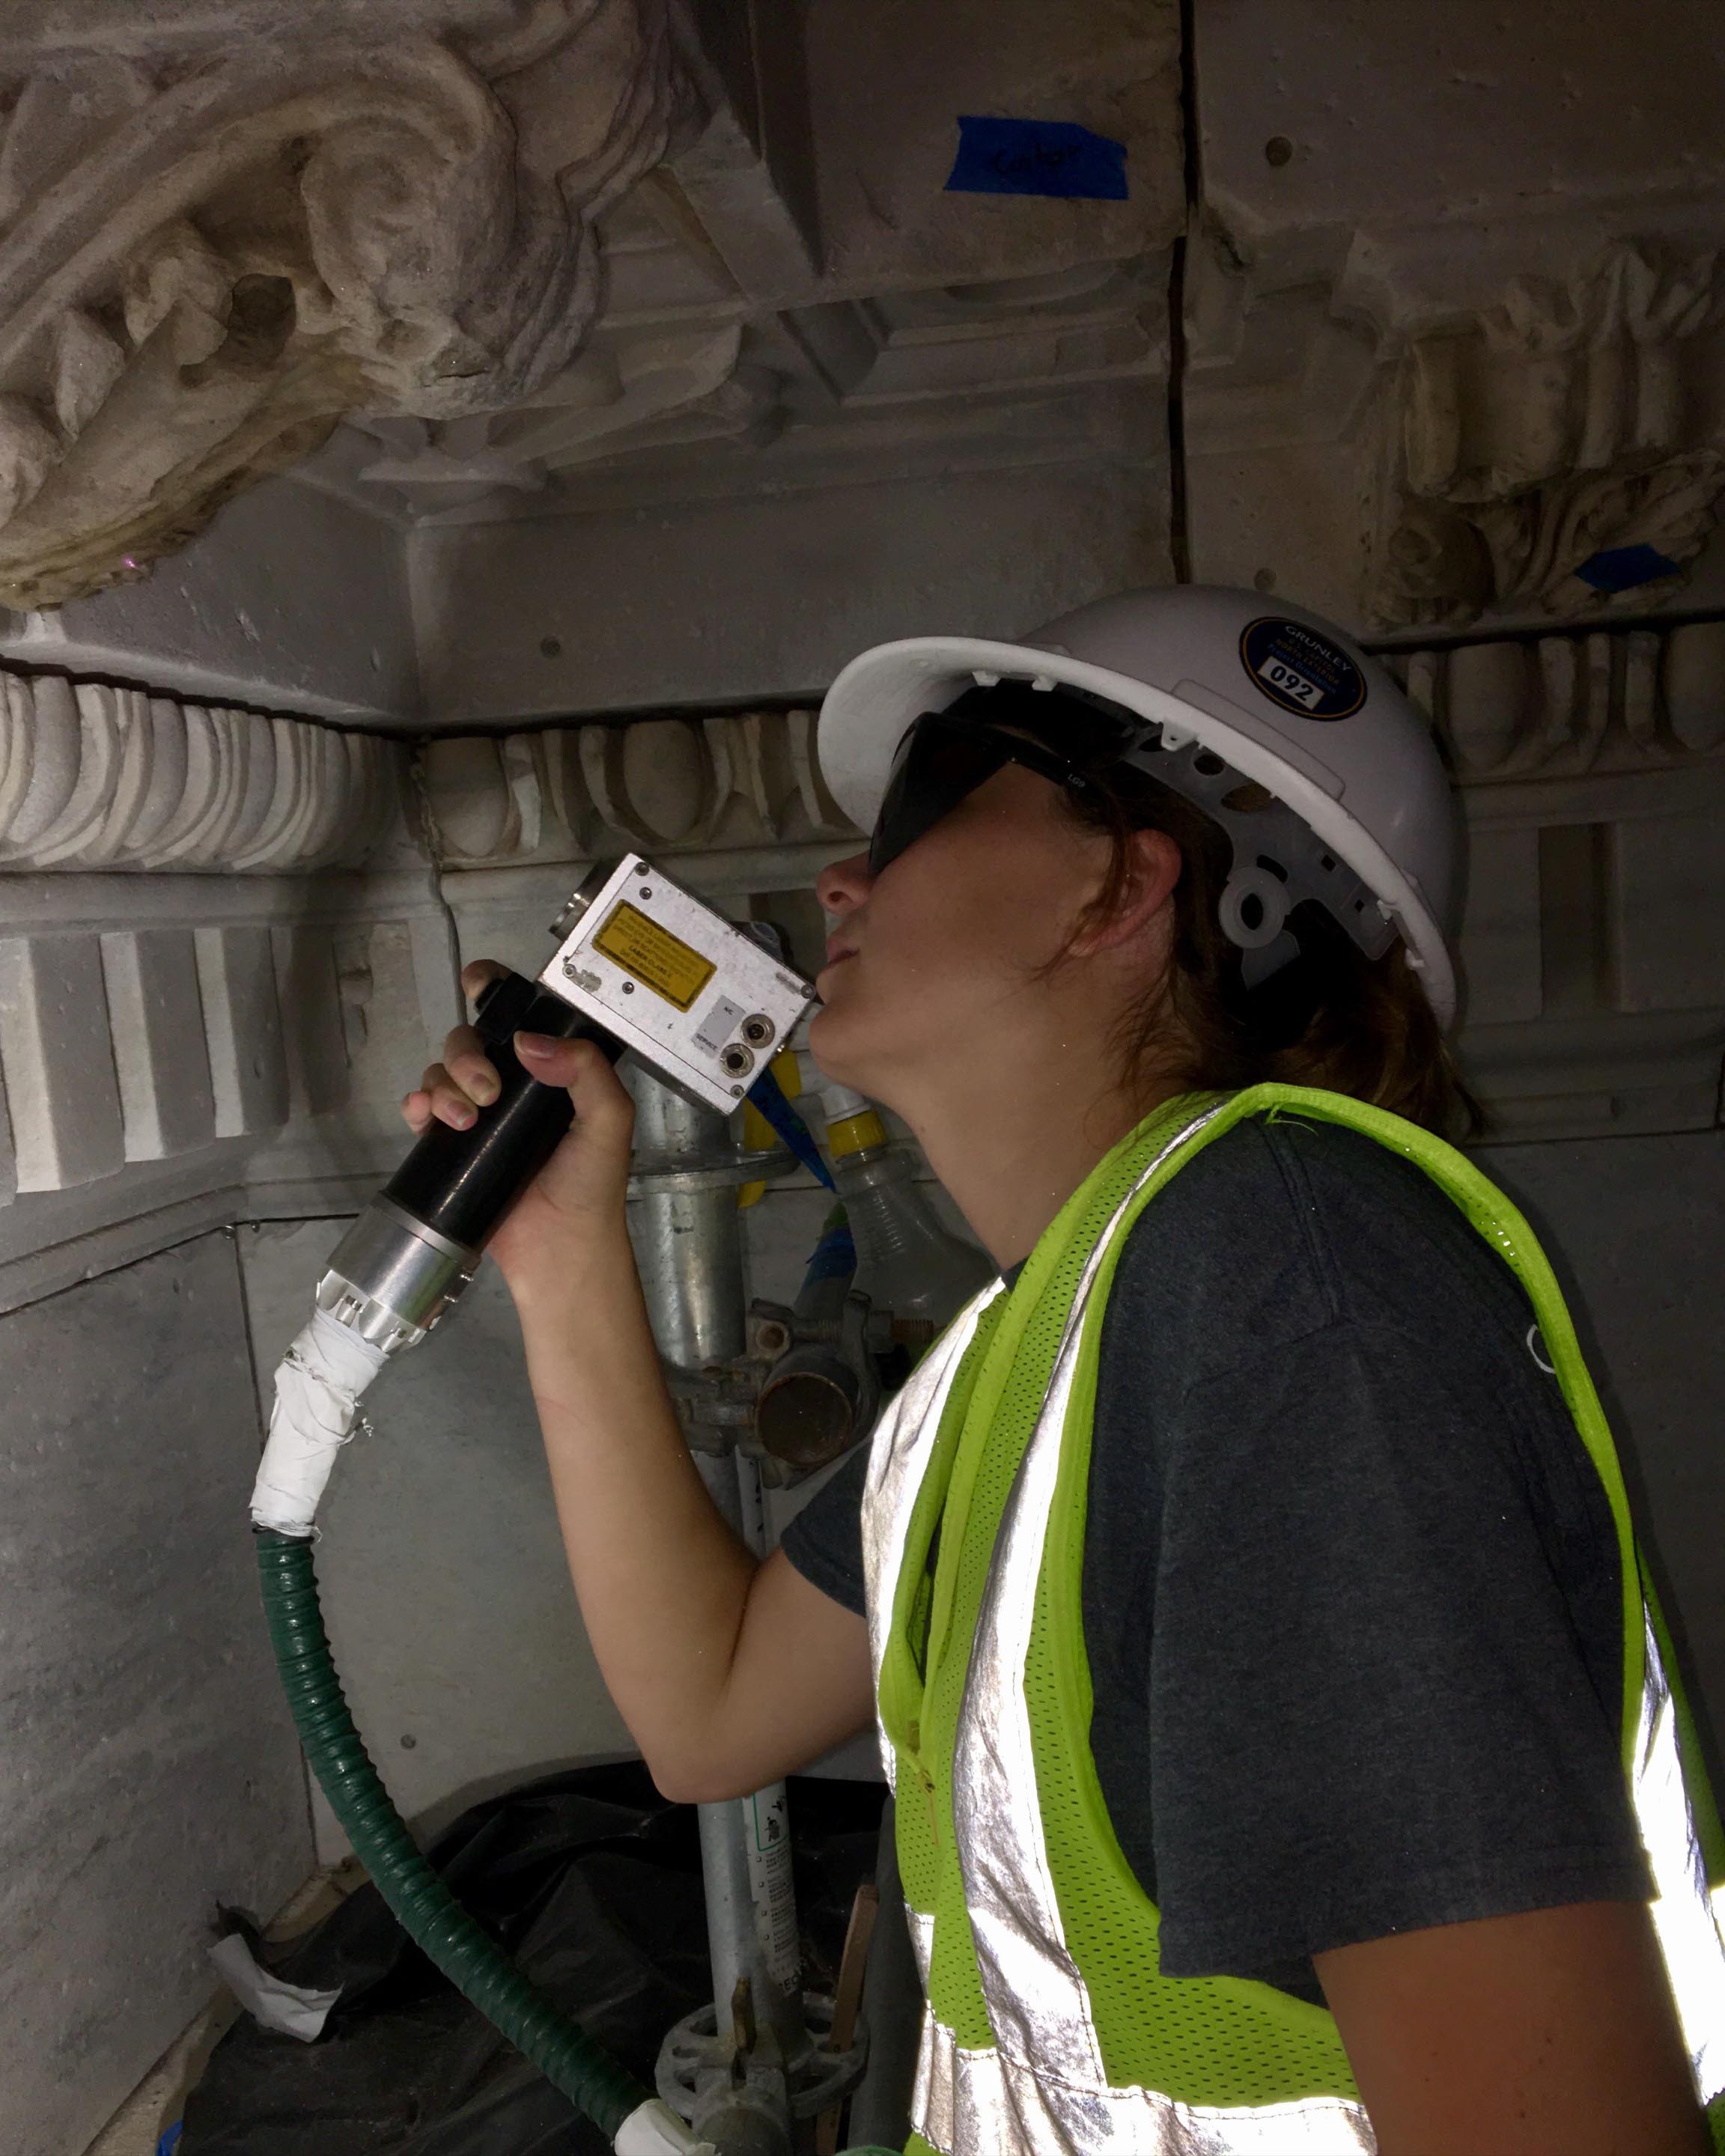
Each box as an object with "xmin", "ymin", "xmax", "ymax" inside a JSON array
[{"xmin": 808, "ymin": 761, "xmax": 1119, "ymax": 1109}]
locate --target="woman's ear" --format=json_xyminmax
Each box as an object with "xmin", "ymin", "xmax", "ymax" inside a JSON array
[{"xmin": 1071, "ymin": 826, "xmax": 1182, "ymax": 956}]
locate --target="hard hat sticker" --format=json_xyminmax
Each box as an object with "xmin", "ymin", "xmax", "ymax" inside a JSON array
[
  {"xmin": 1240, "ymin": 618, "xmax": 1366, "ymax": 721},
  {"xmin": 592, "ymin": 901, "xmax": 717, "ymax": 1011}
]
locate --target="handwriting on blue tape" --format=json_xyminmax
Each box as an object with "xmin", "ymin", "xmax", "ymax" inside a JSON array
[{"xmin": 945, "ymin": 117, "xmax": 1128, "ymax": 201}]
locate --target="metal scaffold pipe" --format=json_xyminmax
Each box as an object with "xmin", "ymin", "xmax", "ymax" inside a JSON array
[
  {"xmin": 624, "ymin": 1070, "xmax": 815, "ymax": 2152},
  {"xmin": 626, "ymin": 1069, "xmax": 750, "ymax": 1372}
]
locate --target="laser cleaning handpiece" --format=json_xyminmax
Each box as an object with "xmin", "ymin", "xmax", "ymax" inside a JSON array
[{"xmin": 317, "ymin": 853, "xmax": 818, "ymax": 1359}]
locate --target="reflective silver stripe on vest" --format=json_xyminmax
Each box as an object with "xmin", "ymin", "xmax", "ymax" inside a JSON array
[
  {"xmin": 907, "ymin": 1903, "xmax": 936, "ymax": 1991},
  {"xmin": 914, "ymin": 2010, "xmax": 1377, "ymax": 2156},
  {"xmin": 861, "ymin": 1281, "xmax": 1003, "ymax": 1793},
  {"xmin": 1635, "ymin": 1611, "xmax": 1725, "ymax": 2103},
  {"xmin": 941, "ymin": 1108, "xmax": 1381, "ymax": 2153}
]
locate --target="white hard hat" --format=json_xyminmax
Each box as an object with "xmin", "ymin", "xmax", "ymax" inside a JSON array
[{"xmin": 818, "ymin": 585, "xmax": 1460, "ymax": 1026}]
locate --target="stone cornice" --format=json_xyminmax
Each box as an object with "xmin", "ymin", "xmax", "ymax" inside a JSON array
[
  {"xmin": 413, "ymin": 618, "xmax": 1725, "ymax": 875},
  {"xmin": 0, "ymin": 616, "xmax": 1717, "ymax": 1282}
]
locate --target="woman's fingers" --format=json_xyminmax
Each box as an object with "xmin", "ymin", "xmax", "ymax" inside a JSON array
[
  {"xmin": 400, "ymin": 1032, "xmax": 499, "ymax": 1134},
  {"xmin": 399, "ymin": 961, "xmax": 509, "ymax": 1136},
  {"xmin": 442, "ymin": 1023, "xmax": 501, "ymax": 1109},
  {"xmin": 514, "ymin": 1033, "xmax": 636, "ymax": 1214}
]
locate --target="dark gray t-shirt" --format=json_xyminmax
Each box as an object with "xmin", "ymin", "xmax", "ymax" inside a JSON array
[{"xmin": 781, "ymin": 1112, "xmax": 1649, "ymax": 2000}]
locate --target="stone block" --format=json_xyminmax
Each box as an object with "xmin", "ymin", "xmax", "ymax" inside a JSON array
[
  {"xmin": 0, "ymin": 932, "xmax": 124, "ymax": 1190},
  {"xmin": 1613, "ymin": 815, "xmax": 1725, "ymax": 1014},
  {"xmin": 99, "ymin": 928, "xmax": 216, "ymax": 1161},
  {"xmin": 1455, "ymin": 824, "xmax": 1542, "ymax": 1027},
  {"xmin": 271, "ymin": 925, "xmax": 351, "ymax": 1121},
  {"xmin": 195, "ymin": 925, "xmax": 288, "ymax": 1139}
]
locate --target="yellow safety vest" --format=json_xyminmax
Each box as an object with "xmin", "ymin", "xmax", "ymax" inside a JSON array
[{"xmin": 862, "ymin": 1088, "xmax": 1725, "ymax": 2155}]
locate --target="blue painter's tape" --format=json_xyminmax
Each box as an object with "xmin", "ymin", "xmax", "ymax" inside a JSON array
[
  {"xmin": 747, "ymin": 1065, "xmax": 836, "ymax": 1192},
  {"xmin": 945, "ymin": 117, "xmax": 1128, "ymax": 201},
  {"xmin": 1575, "ymin": 543, "xmax": 1681, "ymax": 594}
]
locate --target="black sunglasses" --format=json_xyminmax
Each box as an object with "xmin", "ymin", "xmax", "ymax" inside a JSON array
[{"xmin": 868, "ymin": 709, "xmax": 1105, "ymax": 876}]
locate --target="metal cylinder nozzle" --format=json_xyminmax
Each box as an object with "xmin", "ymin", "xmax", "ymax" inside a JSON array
[{"xmin": 317, "ymin": 1196, "xmax": 481, "ymax": 1356}]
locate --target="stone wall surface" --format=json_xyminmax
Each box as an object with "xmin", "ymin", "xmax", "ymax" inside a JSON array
[
  {"xmin": 409, "ymin": 457, "xmax": 1172, "ymax": 725},
  {"xmin": 1188, "ymin": 1, "xmax": 1725, "ymax": 633},
  {"xmin": 0, "ymin": 1230, "xmax": 313, "ymax": 2156},
  {"xmin": 1, "ymin": 0, "xmax": 1724, "ymax": 651}
]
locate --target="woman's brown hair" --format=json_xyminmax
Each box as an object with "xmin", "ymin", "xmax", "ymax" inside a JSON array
[{"xmin": 1059, "ymin": 752, "xmax": 1481, "ymax": 1142}]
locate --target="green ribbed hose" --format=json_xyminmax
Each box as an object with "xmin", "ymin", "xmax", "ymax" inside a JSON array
[{"xmin": 255, "ymin": 1529, "xmax": 648, "ymax": 2142}]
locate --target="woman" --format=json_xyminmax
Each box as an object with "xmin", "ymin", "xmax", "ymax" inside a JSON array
[{"xmin": 405, "ymin": 587, "xmax": 1722, "ymax": 2155}]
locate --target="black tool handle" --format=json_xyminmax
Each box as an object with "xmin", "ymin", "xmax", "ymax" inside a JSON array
[{"xmin": 381, "ymin": 972, "xmax": 621, "ymax": 1251}]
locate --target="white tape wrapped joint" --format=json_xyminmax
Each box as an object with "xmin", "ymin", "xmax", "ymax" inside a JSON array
[{"xmin": 251, "ymin": 1307, "xmax": 388, "ymax": 1537}]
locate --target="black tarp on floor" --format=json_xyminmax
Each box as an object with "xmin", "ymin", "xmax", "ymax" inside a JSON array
[{"xmin": 181, "ymin": 1763, "xmax": 885, "ymax": 2156}]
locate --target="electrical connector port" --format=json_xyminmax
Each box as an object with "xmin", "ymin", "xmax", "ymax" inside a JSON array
[
  {"xmin": 740, "ymin": 1014, "xmax": 776, "ymax": 1048},
  {"xmin": 719, "ymin": 1043, "xmax": 756, "ymax": 1079}
]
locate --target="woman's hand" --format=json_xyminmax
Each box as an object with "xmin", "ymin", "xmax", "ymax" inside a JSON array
[{"xmin": 401, "ymin": 960, "xmax": 636, "ymax": 1303}]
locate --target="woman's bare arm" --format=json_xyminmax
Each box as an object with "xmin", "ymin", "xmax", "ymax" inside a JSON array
[
  {"xmin": 1315, "ymin": 1898, "xmax": 1709, "ymax": 2156},
  {"xmin": 404, "ymin": 967, "xmax": 875, "ymax": 1800}
]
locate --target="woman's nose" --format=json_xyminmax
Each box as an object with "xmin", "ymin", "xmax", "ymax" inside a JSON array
[{"xmin": 816, "ymin": 850, "xmax": 874, "ymax": 913}]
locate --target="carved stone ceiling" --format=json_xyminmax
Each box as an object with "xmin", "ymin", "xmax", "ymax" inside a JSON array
[
  {"xmin": 1, "ymin": 1, "xmax": 1724, "ymax": 642},
  {"xmin": 301, "ymin": 1, "xmax": 1184, "ymax": 523}
]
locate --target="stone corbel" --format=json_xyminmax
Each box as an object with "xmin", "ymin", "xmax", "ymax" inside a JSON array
[
  {"xmin": 1370, "ymin": 243, "xmax": 1725, "ymax": 629},
  {"xmin": 0, "ymin": 2, "xmax": 691, "ymax": 607},
  {"xmin": 351, "ymin": 325, "xmax": 783, "ymax": 515}
]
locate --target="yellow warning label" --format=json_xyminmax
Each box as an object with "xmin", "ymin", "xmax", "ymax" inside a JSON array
[{"xmin": 592, "ymin": 901, "xmax": 716, "ymax": 1011}]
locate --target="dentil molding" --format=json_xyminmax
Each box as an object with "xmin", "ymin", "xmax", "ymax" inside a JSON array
[{"xmin": 0, "ymin": 2, "xmax": 690, "ymax": 608}]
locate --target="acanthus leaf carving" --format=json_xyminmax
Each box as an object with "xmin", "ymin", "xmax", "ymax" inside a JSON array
[
  {"xmin": 0, "ymin": 5, "xmax": 693, "ymax": 608},
  {"xmin": 1372, "ymin": 243, "xmax": 1725, "ymax": 630}
]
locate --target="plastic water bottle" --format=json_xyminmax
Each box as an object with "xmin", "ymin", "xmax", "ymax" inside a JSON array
[{"xmin": 821, "ymin": 1085, "xmax": 997, "ymax": 1339}]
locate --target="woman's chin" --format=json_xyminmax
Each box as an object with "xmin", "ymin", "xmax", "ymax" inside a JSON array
[{"xmin": 805, "ymin": 999, "xmax": 870, "ymax": 1088}]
